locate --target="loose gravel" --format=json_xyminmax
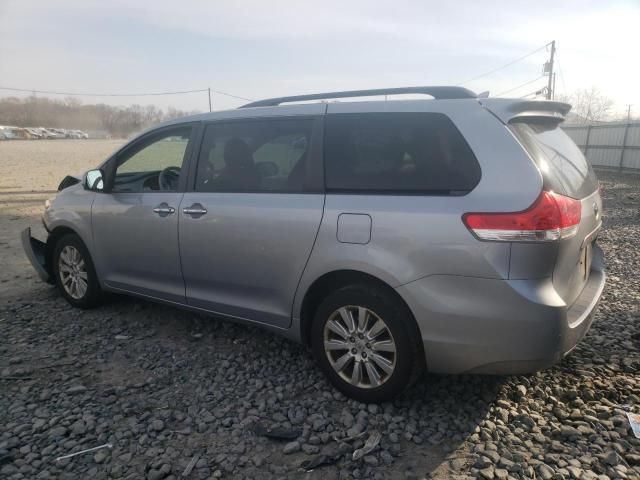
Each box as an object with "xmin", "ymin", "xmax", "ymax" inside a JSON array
[{"xmin": 1, "ymin": 170, "xmax": 639, "ymax": 480}]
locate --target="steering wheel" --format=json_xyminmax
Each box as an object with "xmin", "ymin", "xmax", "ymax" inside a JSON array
[{"xmin": 159, "ymin": 166, "xmax": 181, "ymax": 191}]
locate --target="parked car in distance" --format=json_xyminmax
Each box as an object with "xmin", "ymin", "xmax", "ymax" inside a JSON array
[
  {"xmin": 22, "ymin": 86, "xmax": 605, "ymax": 402},
  {"xmin": 51, "ymin": 128, "xmax": 67, "ymax": 139},
  {"xmin": 0, "ymin": 127, "xmax": 89, "ymax": 140},
  {"xmin": 0, "ymin": 126, "xmax": 18, "ymax": 140},
  {"xmin": 25, "ymin": 128, "xmax": 44, "ymax": 139},
  {"xmin": 39, "ymin": 128, "xmax": 58, "ymax": 139},
  {"xmin": 69, "ymin": 129, "xmax": 89, "ymax": 139},
  {"xmin": 14, "ymin": 127, "xmax": 35, "ymax": 139},
  {"xmin": 34, "ymin": 128, "xmax": 49, "ymax": 138},
  {"xmin": 66, "ymin": 129, "xmax": 85, "ymax": 139}
]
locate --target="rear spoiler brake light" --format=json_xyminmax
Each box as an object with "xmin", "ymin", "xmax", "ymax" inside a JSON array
[{"xmin": 478, "ymin": 98, "xmax": 571, "ymax": 125}]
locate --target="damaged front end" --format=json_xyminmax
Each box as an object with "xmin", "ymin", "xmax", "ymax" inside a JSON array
[
  {"xmin": 21, "ymin": 227, "xmax": 54, "ymax": 283},
  {"xmin": 58, "ymin": 175, "xmax": 80, "ymax": 191},
  {"xmin": 20, "ymin": 174, "xmax": 80, "ymax": 284}
]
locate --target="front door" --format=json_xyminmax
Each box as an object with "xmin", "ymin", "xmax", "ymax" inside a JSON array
[
  {"xmin": 179, "ymin": 115, "xmax": 325, "ymax": 327},
  {"xmin": 92, "ymin": 125, "xmax": 195, "ymax": 303}
]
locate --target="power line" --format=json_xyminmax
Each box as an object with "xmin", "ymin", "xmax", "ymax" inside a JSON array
[
  {"xmin": 458, "ymin": 43, "xmax": 549, "ymax": 86},
  {"xmin": 0, "ymin": 86, "xmax": 207, "ymax": 97},
  {"xmin": 209, "ymin": 89, "xmax": 254, "ymax": 102},
  {"xmin": 555, "ymin": 54, "xmax": 568, "ymax": 97},
  {"xmin": 496, "ymin": 75, "xmax": 546, "ymax": 97},
  {"xmin": 0, "ymin": 85, "xmax": 254, "ymax": 101}
]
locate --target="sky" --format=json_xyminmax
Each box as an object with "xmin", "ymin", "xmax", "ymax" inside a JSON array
[{"xmin": 0, "ymin": 0, "xmax": 638, "ymax": 116}]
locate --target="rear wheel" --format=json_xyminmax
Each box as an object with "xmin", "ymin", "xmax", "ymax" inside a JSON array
[
  {"xmin": 311, "ymin": 284, "xmax": 422, "ymax": 402},
  {"xmin": 53, "ymin": 234, "xmax": 102, "ymax": 308}
]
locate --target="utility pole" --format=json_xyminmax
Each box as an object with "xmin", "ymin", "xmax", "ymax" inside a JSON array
[
  {"xmin": 626, "ymin": 104, "xmax": 632, "ymax": 122},
  {"xmin": 546, "ymin": 40, "xmax": 555, "ymax": 100},
  {"xmin": 208, "ymin": 88, "xmax": 212, "ymax": 112}
]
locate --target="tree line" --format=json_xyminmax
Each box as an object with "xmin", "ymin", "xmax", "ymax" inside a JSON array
[
  {"xmin": 0, "ymin": 96, "xmax": 201, "ymax": 138},
  {"xmin": 0, "ymin": 88, "xmax": 632, "ymax": 136}
]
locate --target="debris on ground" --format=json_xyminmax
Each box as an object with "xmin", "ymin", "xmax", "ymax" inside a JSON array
[
  {"xmin": 352, "ymin": 431, "xmax": 381, "ymax": 461},
  {"xmin": 627, "ymin": 412, "xmax": 640, "ymax": 439},
  {"xmin": 55, "ymin": 443, "xmax": 113, "ymax": 461},
  {"xmin": 181, "ymin": 453, "xmax": 199, "ymax": 477}
]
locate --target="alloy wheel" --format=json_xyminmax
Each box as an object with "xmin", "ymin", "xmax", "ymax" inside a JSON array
[
  {"xmin": 323, "ymin": 305, "xmax": 397, "ymax": 388},
  {"xmin": 58, "ymin": 245, "xmax": 88, "ymax": 300}
]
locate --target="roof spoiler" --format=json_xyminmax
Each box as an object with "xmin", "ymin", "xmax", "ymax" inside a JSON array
[
  {"xmin": 478, "ymin": 98, "xmax": 571, "ymax": 124},
  {"xmin": 240, "ymin": 86, "xmax": 477, "ymax": 108}
]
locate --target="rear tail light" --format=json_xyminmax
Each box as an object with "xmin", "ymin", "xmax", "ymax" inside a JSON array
[{"xmin": 463, "ymin": 191, "xmax": 581, "ymax": 242}]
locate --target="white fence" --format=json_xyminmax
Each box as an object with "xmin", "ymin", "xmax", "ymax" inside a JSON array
[{"xmin": 562, "ymin": 122, "xmax": 640, "ymax": 171}]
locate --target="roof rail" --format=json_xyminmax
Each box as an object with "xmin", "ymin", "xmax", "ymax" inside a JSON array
[{"xmin": 239, "ymin": 86, "xmax": 477, "ymax": 108}]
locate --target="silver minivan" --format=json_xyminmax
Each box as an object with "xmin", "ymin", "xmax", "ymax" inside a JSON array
[{"xmin": 22, "ymin": 87, "xmax": 605, "ymax": 402}]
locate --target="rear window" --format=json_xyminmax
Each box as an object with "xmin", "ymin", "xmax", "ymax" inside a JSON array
[
  {"xmin": 324, "ymin": 113, "xmax": 481, "ymax": 194},
  {"xmin": 510, "ymin": 122, "xmax": 598, "ymax": 199}
]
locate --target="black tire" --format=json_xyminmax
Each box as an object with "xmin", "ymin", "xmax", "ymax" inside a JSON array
[
  {"xmin": 311, "ymin": 283, "xmax": 424, "ymax": 403},
  {"xmin": 52, "ymin": 233, "xmax": 102, "ymax": 308}
]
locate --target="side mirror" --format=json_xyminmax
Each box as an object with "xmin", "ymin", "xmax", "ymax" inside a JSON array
[{"xmin": 85, "ymin": 169, "xmax": 105, "ymax": 191}]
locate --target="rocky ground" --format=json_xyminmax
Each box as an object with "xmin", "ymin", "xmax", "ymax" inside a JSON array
[{"xmin": 0, "ymin": 146, "xmax": 639, "ymax": 480}]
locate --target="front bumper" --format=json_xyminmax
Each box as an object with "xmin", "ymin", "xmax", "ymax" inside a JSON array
[
  {"xmin": 396, "ymin": 245, "xmax": 606, "ymax": 375},
  {"xmin": 21, "ymin": 227, "xmax": 52, "ymax": 283}
]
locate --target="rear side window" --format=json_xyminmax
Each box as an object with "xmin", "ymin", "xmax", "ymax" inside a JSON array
[
  {"xmin": 324, "ymin": 113, "xmax": 481, "ymax": 194},
  {"xmin": 510, "ymin": 122, "xmax": 598, "ymax": 199}
]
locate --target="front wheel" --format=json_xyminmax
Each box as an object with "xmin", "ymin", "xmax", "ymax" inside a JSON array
[
  {"xmin": 53, "ymin": 233, "xmax": 102, "ymax": 308},
  {"xmin": 311, "ymin": 284, "xmax": 423, "ymax": 402}
]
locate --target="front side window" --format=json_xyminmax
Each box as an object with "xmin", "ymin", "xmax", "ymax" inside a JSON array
[
  {"xmin": 112, "ymin": 126, "xmax": 192, "ymax": 193},
  {"xmin": 196, "ymin": 119, "xmax": 314, "ymax": 192},
  {"xmin": 324, "ymin": 112, "xmax": 481, "ymax": 194}
]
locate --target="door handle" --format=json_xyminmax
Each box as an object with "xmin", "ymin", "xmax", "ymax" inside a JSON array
[
  {"xmin": 183, "ymin": 203, "xmax": 207, "ymax": 218},
  {"xmin": 153, "ymin": 203, "xmax": 175, "ymax": 217}
]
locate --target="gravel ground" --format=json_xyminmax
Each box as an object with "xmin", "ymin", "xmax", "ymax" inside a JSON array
[{"xmin": 0, "ymin": 141, "xmax": 639, "ymax": 480}]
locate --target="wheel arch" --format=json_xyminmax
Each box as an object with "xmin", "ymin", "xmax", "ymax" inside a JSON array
[
  {"xmin": 47, "ymin": 225, "xmax": 104, "ymax": 308},
  {"xmin": 299, "ymin": 269, "xmax": 422, "ymax": 349},
  {"xmin": 46, "ymin": 226, "xmax": 88, "ymax": 273}
]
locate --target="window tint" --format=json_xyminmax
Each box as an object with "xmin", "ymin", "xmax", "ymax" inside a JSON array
[
  {"xmin": 196, "ymin": 119, "xmax": 314, "ymax": 192},
  {"xmin": 510, "ymin": 122, "xmax": 598, "ymax": 199},
  {"xmin": 113, "ymin": 127, "xmax": 192, "ymax": 193},
  {"xmin": 324, "ymin": 113, "xmax": 480, "ymax": 194}
]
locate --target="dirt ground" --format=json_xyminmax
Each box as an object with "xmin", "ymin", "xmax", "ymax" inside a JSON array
[{"xmin": 0, "ymin": 140, "xmax": 124, "ymax": 299}]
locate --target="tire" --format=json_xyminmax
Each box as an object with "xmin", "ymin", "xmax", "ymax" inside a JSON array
[
  {"xmin": 311, "ymin": 284, "xmax": 423, "ymax": 403},
  {"xmin": 52, "ymin": 233, "xmax": 102, "ymax": 308}
]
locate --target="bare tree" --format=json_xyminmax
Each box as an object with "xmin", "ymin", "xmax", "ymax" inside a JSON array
[
  {"xmin": 64, "ymin": 96, "xmax": 82, "ymax": 108},
  {"xmin": 557, "ymin": 87, "xmax": 614, "ymax": 123}
]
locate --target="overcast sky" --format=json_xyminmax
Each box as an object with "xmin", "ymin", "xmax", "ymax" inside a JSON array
[{"xmin": 0, "ymin": 0, "xmax": 637, "ymax": 116}]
